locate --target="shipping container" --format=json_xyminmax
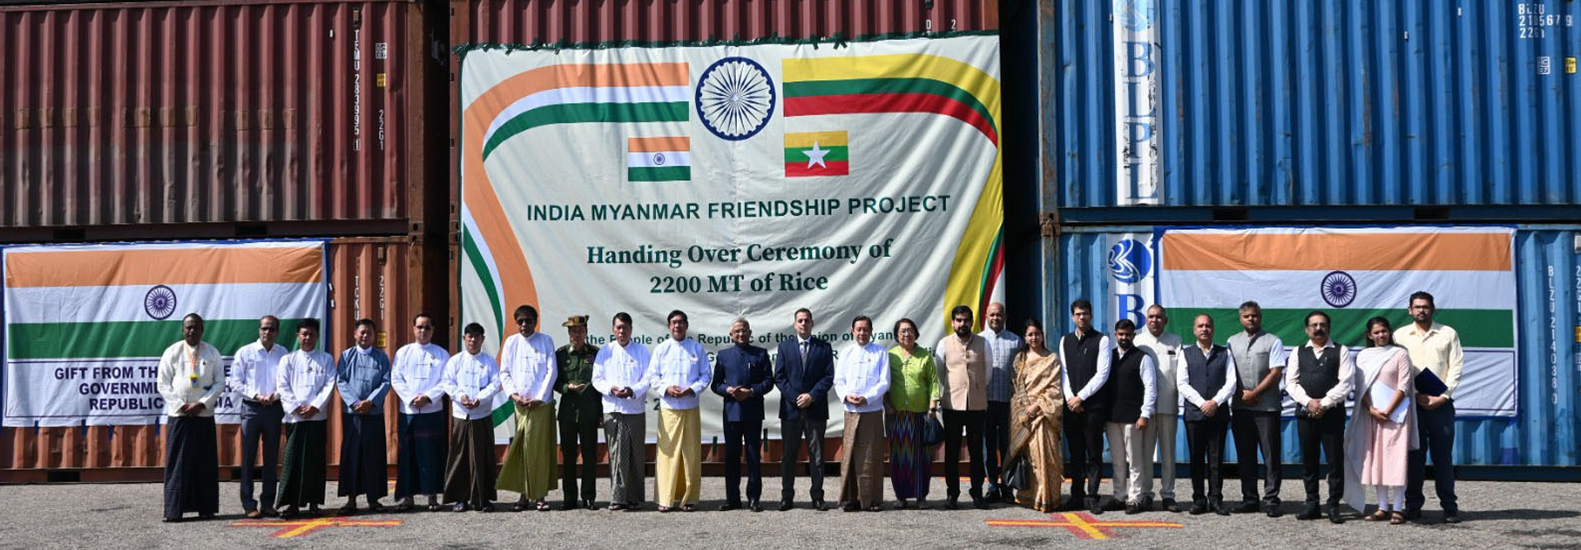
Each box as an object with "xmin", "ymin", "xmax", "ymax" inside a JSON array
[
  {"xmin": 0, "ymin": 0, "xmax": 450, "ymax": 241},
  {"xmin": 1038, "ymin": 225, "xmax": 1581, "ymax": 469},
  {"xmin": 1028, "ymin": 0, "xmax": 1581, "ymax": 219}
]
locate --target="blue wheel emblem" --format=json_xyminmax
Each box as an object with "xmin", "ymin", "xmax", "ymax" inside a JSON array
[
  {"xmin": 1107, "ymin": 239, "xmax": 1152, "ymax": 284},
  {"xmin": 145, "ymin": 285, "xmax": 178, "ymax": 320},
  {"xmin": 1320, "ymin": 271, "xmax": 1357, "ymax": 308},
  {"xmin": 653, "ymin": 152, "xmax": 666, "ymax": 166},
  {"xmin": 695, "ymin": 57, "xmax": 775, "ymax": 141}
]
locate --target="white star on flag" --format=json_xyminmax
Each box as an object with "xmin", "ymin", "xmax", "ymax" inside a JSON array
[{"xmin": 804, "ymin": 141, "xmax": 830, "ymax": 169}]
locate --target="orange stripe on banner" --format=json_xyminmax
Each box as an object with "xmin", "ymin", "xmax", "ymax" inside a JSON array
[
  {"xmin": 1161, "ymin": 232, "xmax": 1511, "ymax": 271},
  {"xmin": 5, "ymin": 246, "xmax": 322, "ymax": 288},
  {"xmin": 628, "ymin": 136, "xmax": 690, "ymax": 152}
]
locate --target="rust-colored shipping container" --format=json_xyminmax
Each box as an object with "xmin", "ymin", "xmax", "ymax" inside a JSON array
[{"xmin": 0, "ymin": 0, "xmax": 449, "ymax": 242}]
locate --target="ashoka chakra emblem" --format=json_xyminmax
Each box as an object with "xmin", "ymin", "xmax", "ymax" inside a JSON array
[
  {"xmin": 1320, "ymin": 271, "xmax": 1357, "ymax": 308},
  {"xmin": 695, "ymin": 57, "xmax": 775, "ymax": 141},
  {"xmin": 145, "ymin": 285, "xmax": 178, "ymax": 320}
]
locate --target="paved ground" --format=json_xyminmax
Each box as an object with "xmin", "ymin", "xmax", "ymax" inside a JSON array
[{"xmin": 0, "ymin": 476, "xmax": 1576, "ymax": 549}]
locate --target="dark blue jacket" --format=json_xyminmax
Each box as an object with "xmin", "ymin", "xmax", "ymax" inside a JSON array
[
  {"xmin": 773, "ymin": 337, "xmax": 834, "ymax": 420},
  {"xmin": 711, "ymin": 344, "xmax": 774, "ymax": 423}
]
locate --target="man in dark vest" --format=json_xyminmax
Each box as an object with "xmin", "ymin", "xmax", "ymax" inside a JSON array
[
  {"xmin": 1177, "ymin": 313, "xmax": 1238, "ymax": 516},
  {"xmin": 1283, "ymin": 310, "xmax": 1353, "ymax": 524},
  {"xmin": 1226, "ymin": 301, "xmax": 1287, "ymax": 517},
  {"xmin": 1059, "ymin": 299, "xmax": 1114, "ymax": 513},
  {"xmin": 1104, "ymin": 319, "xmax": 1157, "ymax": 515}
]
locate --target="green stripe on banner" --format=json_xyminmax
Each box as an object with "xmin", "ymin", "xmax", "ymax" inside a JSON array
[
  {"xmin": 627, "ymin": 166, "xmax": 691, "ymax": 182},
  {"xmin": 491, "ymin": 402, "xmax": 513, "ymax": 427},
  {"xmin": 461, "ymin": 227, "xmax": 506, "ymax": 338},
  {"xmin": 8, "ymin": 318, "xmax": 312, "ymax": 360},
  {"xmin": 482, "ymin": 102, "xmax": 689, "ymax": 160},
  {"xmin": 782, "ymin": 146, "xmax": 849, "ymax": 163},
  {"xmin": 782, "ymin": 78, "xmax": 996, "ymax": 134},
  {"xmin": 1160, "ymin": 308, "xmax": 1513, "ymax": 349}
]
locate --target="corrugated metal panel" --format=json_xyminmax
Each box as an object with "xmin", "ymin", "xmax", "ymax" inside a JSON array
[
  {"xmin": 1045, "ymin": 0, "xmax": 1581, "ymax": 209},
  {"xmin": 1054, "ymin": 226, "xmax": 1581, "ymax": 467},
  {"xmin": 0, "ymin": 0, "xmax": 440, "ymax": 230}
]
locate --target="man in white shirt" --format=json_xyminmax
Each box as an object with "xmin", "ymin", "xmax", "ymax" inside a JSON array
[
  {"xmin": 1285, "ymin": 310, "xmax": 1353, "ymax": 524},
  {"xmin": 1394, "ymin": 291, "xmax": 1464, "ymax": 524},
  {"xmin": 275, "ymin": 318, "xmax": 336, "ymax": 519},
  {"xmin": 835, "ymin": 315, "xmax": 891, "ymax": 512},
  {"xmin": 1105, "ymin": 319, "xmax": 1157, "ymax": 515},
  {"xmin": 978, "ymin": 302, "xmax": 1021, "ymax": 501},
  {"xmin": 1134, "ymin": 304, "xmax": 1183, "ymax": 512},
  {"xmin": 233, "ymin": 315, "xmax": 288, "ymax": 518},
  {"xmin": 441, "ymin": 322, "xmax": 501, "ymax": 512},
  {"xmin": 1177, "ymin": 314, "xmax": 1237, "ymax": 516},
  {"xmin": 650, "ymin": 310, "xmax": 710, "ymax": 512},
  {"xmin": 156, "ymin": 313, "xmax": 224, "ymax": 522},
  {"xmin": 391, "ymin": 313, "xmax": 451, "ymax": 512},
  {"xmin": 591, "ymin": 312, "xmax": 654, "ymax": 511},
  {"xmin": 497, "ymin": 305, "xmax": 560, "ymax": 511}
]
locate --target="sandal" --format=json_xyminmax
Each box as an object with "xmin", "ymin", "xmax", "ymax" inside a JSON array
[
  {"xmin": 512, "ymin": 499, "xmax": 530, "ymax": 512},
  {"xmin": 681, "ymin": 504, "xmax": 696, "ymax": 512},
  {"xmin": 608, "ymin": 503, "xmax": 626, "ymax": 511},
  {"xmin": 657, "ymin": 505, "xmax": 671, "ymax": 513},
  {"xmin": 536, "ymin": 500, "xmax": 551, "ymax": 512},
  {"xmin": 1366, "ymin": 510, "xmax": 1388, "ymax": 521},
  {"xmin": 1390, "ymin": 512, "xmax": 1406, "ymax": 525}
]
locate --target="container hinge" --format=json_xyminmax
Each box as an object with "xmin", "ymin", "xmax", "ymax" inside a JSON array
[{"xmin": 1040, "ymin": 211, "xmax": 1060, "ymax": 238}]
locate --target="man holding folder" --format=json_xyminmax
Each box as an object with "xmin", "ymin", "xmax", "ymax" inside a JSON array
[{"xmin": 1393, "ymin": 291, "xmax": 1463, "ymax": 524}]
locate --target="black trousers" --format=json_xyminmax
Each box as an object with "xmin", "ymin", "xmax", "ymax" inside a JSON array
[
  {"xmin": 1230, "ymin": 409, "xmax": 1282, "ymax": 505},
  {"xmin": 1406, "ymin": 401, "xmax": 1458, "ymax": 514},
  {"xmin": 1185, "ymin": 415, "xmax": 1229, "ymax": 504},
  {"xmin": 981, "ymin": 401, "xmax": 1011, "ymax": 488},
  {"xmin": 1296, "ymin": 411, "xmax": 1345, "ymax": 506},
  {"xmin": 942, "ymin": 409, "xmax": 985, "ymax": 498},
  {"xmin": 780, "ymin": 417, "xmax": 826, "ymax": 501},
  {"xmin": 1064, "ymin": 406, "xmax": 1107, "ymax": 502},
  {"xmin": 723, "ymin": 420, "xmax": 764, "ymax": 504},
  {"xmin": 558, "ymin": 419, "xmax": 600, "ymax": 503},
  {"xmin": 239, "ymin": 400, "xmax": 284, "ymax": 512}
]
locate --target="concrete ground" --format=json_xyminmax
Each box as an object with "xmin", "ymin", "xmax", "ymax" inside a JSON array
[{"xmin": 0, "ymin": 476, "xmax": 1576, "ymax": 549}]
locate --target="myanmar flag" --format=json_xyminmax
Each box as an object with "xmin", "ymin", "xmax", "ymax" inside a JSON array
[
  {"xmin": 627, "ymin": 136, "xmax": 691, "ymax": 182},
  {"xmin": 784, "ymin": 131, "xmax": 848, "ymax": 177},
  {"xmin": 1157, "ymin": 227, "xmax": 1518, "ymax": 417}
]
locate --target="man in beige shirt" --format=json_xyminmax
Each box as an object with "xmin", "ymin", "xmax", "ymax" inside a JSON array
[
  {"xmin": 1393, "ymin": 291, "xmax": 1463, "ymax": 524},
  {"xmin": 934, "ymin": 305, "xmax": 989, "ymax": 509}
]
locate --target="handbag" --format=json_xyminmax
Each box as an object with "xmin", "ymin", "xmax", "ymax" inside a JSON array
[
  {"xmin": 1001, "ymin": 454, "xmax": 1032, "ymax": 491},
  {"xmin": 921, "ymin": 411, "xmax": 946, "ymax": 447}
]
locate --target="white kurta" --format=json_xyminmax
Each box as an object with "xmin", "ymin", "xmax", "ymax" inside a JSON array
[
  {"xmin": 392, "ymin": 342, "xmax": 451, "ymax": 415},
  {"xmin": 156, "ymin": 341, "xmax": 225, "ymax": 417},
  {"xmin": 276, "ymin": 349, "xmax": 337, "ymax": 423},
  {"xmin": 649, "ymin": 338, "xmax": 710, "ymax": 410},
  {"xmin": 592, "ymin": 341, "xmax": 654, "ymax": 415},
  {"xmin": 501, "ymin": 332, "xmax": 558, "ymax": 404},
  {"xmin": 442, "ymin": 351, "xmax": 501, "ymax": 421},
  {"xmin": 834, "ymin": 342, "xmax": 891, "ymax": 414}
]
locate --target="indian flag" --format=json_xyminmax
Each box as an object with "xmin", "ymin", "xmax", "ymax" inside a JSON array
[
  {"xmin": 784, "ymin": 131, "xmax": 849, "ymax": 177},
  {"xmin": 2, "ymin": 241, "xmax": 327, "ymax": 426},
  {"xmin": 627, "ymin": 136, "xmax": 691, "ymax": 182},
  {"xmin": 1157, "ymin": 227, "xmax": 1517, "ymax": 417}
]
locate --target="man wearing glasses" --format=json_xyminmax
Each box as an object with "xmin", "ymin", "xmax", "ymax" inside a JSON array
[
  {"xmin": 392, "ymin": 313, "xmax": 451, "ymax": 512},
  {"xmin": 1284, "ymin": 310, "xmax": 1353, "ymax": 523},
  {"xmin": 233, "ymin": 315, "xmax": 290, "ymax": 518}
]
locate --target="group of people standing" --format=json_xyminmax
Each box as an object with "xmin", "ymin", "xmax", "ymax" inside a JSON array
[{"xmin": 156, "ymin": 292, "xmax": 1464, "ymax": 526}]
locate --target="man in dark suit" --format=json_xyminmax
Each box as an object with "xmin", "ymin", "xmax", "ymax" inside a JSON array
[
  {"xmin": 712, "ymin": 317, "xmax": 775, "ymax": 512},
  {"xmin": 773, "ymin": 307, "xmax": 835, "ymax": 511}
]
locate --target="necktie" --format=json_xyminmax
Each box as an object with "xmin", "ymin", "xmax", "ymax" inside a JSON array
[{"xmin": 800, "ymin": 341, "xmax": 808, "ymax": 365}]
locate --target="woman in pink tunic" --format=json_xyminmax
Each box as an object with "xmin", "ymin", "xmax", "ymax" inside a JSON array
[{"xmin": 1344, "ymin": 317, "xmax": 1418, "ymax": 524}]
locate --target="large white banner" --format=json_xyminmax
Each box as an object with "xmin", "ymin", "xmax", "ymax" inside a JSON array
[
  {"xmin": 2, "ymin": 241, "xmax": 328, "ymax": 426},
  {"xmin": 458, "ymin": 35, "xmax": 1004, "ymax": 440}
]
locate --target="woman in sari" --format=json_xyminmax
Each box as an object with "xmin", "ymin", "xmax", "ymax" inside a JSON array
[
  {"xmin": 1344, "ymin": 316, "xmax": 1417, "ymax": 524},
  {"xmin": 885, "ymin": 318, "xmax": 941, "ymax": 509},
  {"xmin": 1006, "ymin": 318, "xmax": 1064, "ymax": 512}
]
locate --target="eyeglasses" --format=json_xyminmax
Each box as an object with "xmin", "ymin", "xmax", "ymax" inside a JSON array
[
  {"xmin": 414, "ymin": 325, "xmax": 433, "ymax": 330},
  {"xmin": 260, "ymin": 326, "xmax": 279, "ymax": 331}
]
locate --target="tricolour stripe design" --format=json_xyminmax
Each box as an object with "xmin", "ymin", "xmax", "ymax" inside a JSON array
[
  {"xmin": 784, "ymin": 131, "xmax": 848, "ymax": 177},
  {"xmin": 783, "ymin": 54, "xmax": 1001, "ymax": 145},
  {"xmin": 627, "ymin": 136, "xmax": 691, "ymax": 182}
]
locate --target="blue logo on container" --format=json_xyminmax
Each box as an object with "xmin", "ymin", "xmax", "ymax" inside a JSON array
[
  {"xmin": 1116, "ymin": 0, "xmax": 1156, "ymax": 31},
  {"xmin": 1108, "ymin": 239, "xmax": 1152, "ymax": 284},
  {"xmin": 1320, "ymin": 271, "xmax": 1357, "ymax": 308}
]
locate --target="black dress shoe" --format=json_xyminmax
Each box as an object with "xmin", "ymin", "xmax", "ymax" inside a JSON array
[
  {"xmin": 161, "ymin": 516, "xmax": 182, "ymax": 523},
  {"xmin": 972, "ymin": 496, "xmax": 988, "ymax": 510},
  {"xmin": 813, "ymin": 499, "xmax": 828, "ymax": 512},
  {"xmin": 1125, "ymin": 502, "xmax": 1142, "ymax": 515},
  {"xmin": 1211, "ymin": 500, "xmax": 1230, "ymax": 516},
  {"xmin": 1328, "ymin": 506, "xmax": 1345, "ymax": 524},
  {"xmin": 1403, "ymin": 509, "xmax": 1422, "ymax": 520},
  {"xmin": 1138, "ymin": 496, "xmax": 1154, "ymax": 511},
  {"xmin": 338, "ymin": 502, "xmax": 359, "ymax": 515},
  {"xmin": 719, "ymin": 502, "xmax": 742, "ymax": 511},
  {"xmin": 749, "ymin": 500, "xmax": 763, "ymax": 513},
  {"xmin": 1297, "ymin": 503, "xmax": 1321, "ymax": 520},
  {"xmin": 512, "ymin": 499, "xmax": 530, "ymax": 512},
  {"xmin": 842, "ymin": 503, "xmax": 860, "ymax": 512},
  {"xmin": 561, "ymin": 501, "xmax": 577, "ymax": 511},
  {"xmin": 365, "ymin": 501, "xmax": 384, "ymax": 513},
  {"xmin": 1232, "ymin": 501, "xmax": 1258, "ymax": 514},
  {"xmin": 278, "ymin": 505, "xmax": 299, "ymax": 519},
  {"xmin": 583, "ymin": 499, "xmax": 596, "ymax": 510},
  {"xmin": 1163, "ymin": 498, "xmax": 1181, "ymax": 513},
  {"xmin": 1189, "ymin": 501, "xmax": 1209, "ymax": 515},
  {"xmin": 1265, "ymin": 502, "xmax": 1283, "ymax": 518},
  {"xmin": 1086, "ymin": 497, "xmax": 1102, "ymax": 514},
  {"xmin": 427, "ymin": 503, "xmax": 445, "ymax": 512},
  {"xmin": 260, "ymin": 505, "xmax": 279, "ymax": 517},
  {"xmin": 947, "ymin": 496, "xmax": 959, "ymax": 510},
  {"xmin": 778, "ymin": 501, "xmax": 793, "ymax": 511},
  {"xmin": 478, "ymin": 501, "xmax": 494, "ymax": 513},
  {"xmin": 1444, "ymin": 513, "xmax": 1462, "ymax": 524},
  {"xmin": 393, "ymin": 502, "xmax": 414, "ymax": 513}
]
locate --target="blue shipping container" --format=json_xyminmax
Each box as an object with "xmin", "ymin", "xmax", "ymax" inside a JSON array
[
  {"xmin": 1036, "ymin": 0, "xmax": 1581, "ymax": 209},
  {"xmin": 1031, "ymin": 226, "xmax": 1580, "ymax": 467}
]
